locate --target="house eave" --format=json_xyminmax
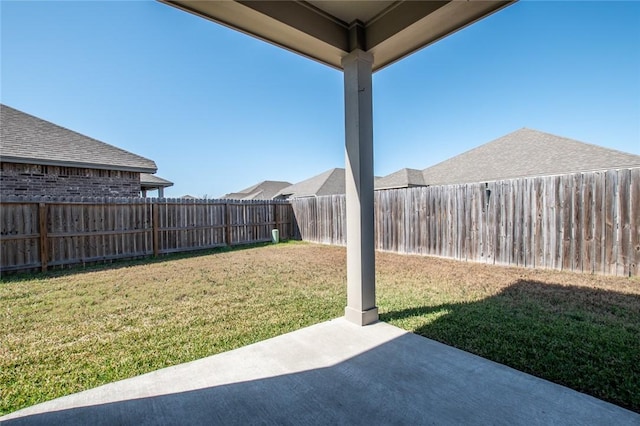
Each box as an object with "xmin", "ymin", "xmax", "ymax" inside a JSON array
[
  {"xmin": 160, "ymin": 0, "xmax": 515, "ymax": 73},
  {"xmin": 141, "ymin": 183, "xmax": 174, "ymax": 189},
  {"xmin": 0, "ymin": 157, "xmax": 157, "ymax": 174}
]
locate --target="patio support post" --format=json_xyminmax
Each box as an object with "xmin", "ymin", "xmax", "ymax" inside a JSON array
[{"xmin": 342, "ymin": 49, "xmax": 378, "ymax": 326}]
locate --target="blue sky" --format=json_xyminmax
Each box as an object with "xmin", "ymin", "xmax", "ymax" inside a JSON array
[{"xmin": 2, "ymin": 0, "xmax": 639, "ymax": 198}]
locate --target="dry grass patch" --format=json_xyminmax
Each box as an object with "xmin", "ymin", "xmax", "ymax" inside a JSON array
[
  {"xmin": 1, "ymin": 242, "xmax": 345, "ymax": 415},
  {"xmin": 2, "ymin": 242, "xmax": 639, "ymax": 414}
]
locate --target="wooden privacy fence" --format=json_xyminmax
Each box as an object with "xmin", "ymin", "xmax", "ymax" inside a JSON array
[
  {"xmin": 291, "ymin": 168, "xmax": 640, "ymax": 277},
  {"xmin": 0, "ymin": 198, "xmax": 293, "ymax": 274}
]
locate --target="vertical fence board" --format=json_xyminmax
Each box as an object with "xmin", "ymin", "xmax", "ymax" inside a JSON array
[
  {"xmin": 605, "ymin": 170, "xmax": 618, "ymax": 275},
  {"xmin": 513, "ymin": 180, "xmax": 522, "ymax": 266},
  {"xmin": 497, "ymin": 183, "xmax": 506, "ymax": 265},
  {"xmin": 630, "ymin": 168, "xmax": 640, "ymax": 276},
  {"xmin": 617, "ymin": 169, "xmax": 631, "ymax": 276},
  {"xmin": 466, "ymin": 185, "xmax": 475, "ymax": 261},
  {"xmin": 554, "ymin": 176, "xmax": 563, "ymax": 270},
  {"xmin": 593, "ymin": 172, "xmax": 605, "ymax": 274},
  {"xmin": 560, "ymin": 175, "xmax": 572, "ymax": 271},
  {"xmin": 39, "ymin": 203, "xmax": 48, "ymax": 271},
  {"xmin": 486, "ymin": 182, "xmax": 496, "ymax": 265},
  {"xmin": 581, "ymin": 172, "xmax": 594, "ymax": 273}
]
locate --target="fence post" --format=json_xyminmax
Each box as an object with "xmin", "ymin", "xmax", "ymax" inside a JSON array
[
  {"xmin": 288, "ymin": 201, "xmax": 296, "ymax": 240},
  {"xmin": 225, "ymin": 202, "xmax": 232, "ymax": 246},
  {"xmin": 152, "ymin": 202, "xmax": 159, "ymax": 257},
  {"xmin": 39, "ymin": 203, "xmax": 48, "ymax": 272},
  {"xmin": 273, "ymin": 203, "xmax": 279, "ymax": 236}
]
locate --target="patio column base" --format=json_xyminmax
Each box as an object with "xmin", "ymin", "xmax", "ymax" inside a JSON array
[{"xmin": 345, "ymin": 306, "xmax": 379, "ymax": 326}]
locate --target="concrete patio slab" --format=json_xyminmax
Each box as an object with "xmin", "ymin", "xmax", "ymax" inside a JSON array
[{"xmin": 2, "ymin": 318, "xmax": 638, "ymax": 425}]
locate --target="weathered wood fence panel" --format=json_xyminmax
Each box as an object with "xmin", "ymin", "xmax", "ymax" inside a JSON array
[
  {"xmin": 1, "ymin": 198, "xmax": 293, "ymax": 274},
  {"xmin": 3, "ymin": 169, "xmax": 637, "ymax": 276},
  {"xmin": 290, "ymin": 195, "xmax": 345, "ymax": 246},
  {"xmin": 292, "ymin": 168, "xmax": 639, "ymax": 277}
]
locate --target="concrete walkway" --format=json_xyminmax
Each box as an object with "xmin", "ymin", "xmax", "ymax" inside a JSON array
[{"xmin": 2, "ymin": 318, "xmax": 638, "ymax": 425}]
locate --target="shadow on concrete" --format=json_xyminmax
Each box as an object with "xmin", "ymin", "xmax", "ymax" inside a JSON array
[
  {"xmin": 380, "ymin": 279, "xmax": 640, "ymax": 413},
  {"xmin": 4, "ymin": 326, "xmax": 638, "ymax": 426}
]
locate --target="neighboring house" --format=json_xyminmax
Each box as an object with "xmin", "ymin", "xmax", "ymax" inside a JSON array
[
  {"xmin": 0, "ymin": 104, "xmax": 171, "ymax": 198},
  {"xmin": 221, "ymin": 180, "xmax": 292, "ymax": 200},
  {"xmin": 140, "ymin": 173, "xmax": 173, "ymax": 197},
  {"xmin": 377, "ymin": 128, "xmax": 640, "ymax": 189},
  {"xmin": 275, "ymin": 168, "xmax": 345, "ymax": 199},
  {"xmin": 224, "ymin": 128, "xmax": 640, "ymax": 200},
  {"xmin": 375, "ymin": 168, "xmax": 426, "ymax": 190}
]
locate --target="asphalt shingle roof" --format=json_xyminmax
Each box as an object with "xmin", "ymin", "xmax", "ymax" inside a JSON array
[
  {"xmin": 276, "ymin": 168, "xmax": 345, "ymax": 198},
  {"xmin": 221, "ymin": 180, "xmax": 292, "ymax": 200},
  {"xmin": 375, "ymin": 168, "xmax": 426, "ymax": 190},
  {"xmin": 1, "ymin": 104, "xmax": 157, "ymax": 173},
  {"xmin": 420, "ymin": 128, "xmax": 640, "ymax": 186},
  {"xmin": 140, "ymin": 173, "xmax": 173, "ymax": 188}
]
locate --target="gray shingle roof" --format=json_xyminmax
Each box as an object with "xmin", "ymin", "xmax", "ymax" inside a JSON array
[
  {"xmin": 276, "ymin": 168, "xmax": 345, "ymax": 198},
  {"xmin": 0, "ymin": 104, "xmax": 157, "ymax": 173},
  {"xmin": 421, "ymin": 128, "xmax": 640, "ymax": 185},
  {"xmin": 221, "ymin": 180, "xmax": 292, "ymax": 200},
  {"xmin": 140, "ymin": 173, "xmax": 173, "ymax": 188},
  {"xmin": 375, "ymin": 168, "xmax": 426, "ymax": 190}
]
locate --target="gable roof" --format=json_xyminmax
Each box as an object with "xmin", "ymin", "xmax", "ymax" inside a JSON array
[
  {"xmin": 221, "ymin": 180, "xmax": 292, "ymax": 200},
  {"xmin": 421, "ymin": 128, "xmax": 640, "ymax": 185},
  {"xmin": 276, "ymin": 168, "xmax": 345, "ymax": 198},
  {"xmin": 0, "ymin": 104, "xmax": 157, "ymax": 173},
  {"xmin": 375, "ymin": 168, "xmax": 425, "ymax": 190}
]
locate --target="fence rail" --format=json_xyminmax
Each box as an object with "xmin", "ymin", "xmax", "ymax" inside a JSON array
[
  {"xmin": 292, "ymin": 168, "xmax": 640, "ymax": 277},
  {"xmin": 1, "ymin": 198, "xmax": 293, "ymax": 274}
]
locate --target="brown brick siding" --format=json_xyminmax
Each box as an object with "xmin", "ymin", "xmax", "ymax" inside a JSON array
[{"xmin": 0, "ymin": 162, "xmax": 141, "ymax": 197}]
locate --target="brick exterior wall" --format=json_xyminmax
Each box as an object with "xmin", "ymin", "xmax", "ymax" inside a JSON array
[{"xmin": 0, "ymin": 162, "xmax": 141, "ymax": 197}]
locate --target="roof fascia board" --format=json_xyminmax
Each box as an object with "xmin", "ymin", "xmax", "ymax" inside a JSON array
[
  {"xmin": 1, "ymin": 157, "xmax": 157, "ymax": 174},
  {"xmin": 162, "ymin": 0, "xmax": 347, "ymax": 70},
  {"xmin": 365, "ymin": 1, "xmax": 447, "ymax": 50},
  {"xmin": 161, "ymin": 1, "xmax": 515, "ymax": 72},
  {"xmin": 375, "ymin": 185, "xmax": 410, "ymax": 190},
  {"xmin": 240, "ymin": 1, "xmax": 348, "ymax": 50},
  {"xmin": 141, "ymin": 183, "xmax": 174, "ymax": 188},
  {"xmin": 141, "ymin": 176, "xmax": 174, "ymax": 186},
  {"xmin": 369, "ymin": 0, "xmax": 514, "ymax": 71}
]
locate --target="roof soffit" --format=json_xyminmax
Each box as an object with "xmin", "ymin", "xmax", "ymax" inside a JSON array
[{"xmin": 161, "ymin": 0, "xmax": 515, "ymax": 72}]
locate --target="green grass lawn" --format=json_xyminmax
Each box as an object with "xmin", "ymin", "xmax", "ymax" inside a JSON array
[{"xmin": 2, "ymin": 241, "xmax": 639, "ymax": 415}]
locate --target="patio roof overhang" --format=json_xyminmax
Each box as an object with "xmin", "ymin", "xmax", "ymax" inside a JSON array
[
  {"xmin": 159, "ymin": 0, "xmax": 516, "ymax": 326},
  {"xmin": 160, "ymin": 0, "xmax": 514, "ymax": 72}
]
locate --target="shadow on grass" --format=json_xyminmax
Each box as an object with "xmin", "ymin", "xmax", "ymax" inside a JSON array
[
  {"xmin": 0, "ymin": 240, "xmax": 301, "ymax": 283},
  {"xmin": 381, "ymin": 279, "xmax": 640, "ymax": 412}
]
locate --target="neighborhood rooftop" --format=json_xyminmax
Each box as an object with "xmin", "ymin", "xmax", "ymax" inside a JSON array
[
  {"xmin": 420, "ymin": 128, "xmax": 640, "ymax": 186},
  {"xmin": 276, "ymin": 168, "xmax": 345, "ymax": 199},
  {"xmin": 221, "ymin": 180, "xmax": 292, "ymax": 200},
  {"xmin": 375, "ymin": 168, "xmax": 426, "ymax": 190},
  {"xmin": 140, "ymin": 173, "xmax": 173, "ymax": 189},
  {"xmin": 230, "ymin": 128, "xmax": 640, "ymax": 198},
  {"xmin": 0, "ymin": 104, "xmax": 157, "ymax": 173}
]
